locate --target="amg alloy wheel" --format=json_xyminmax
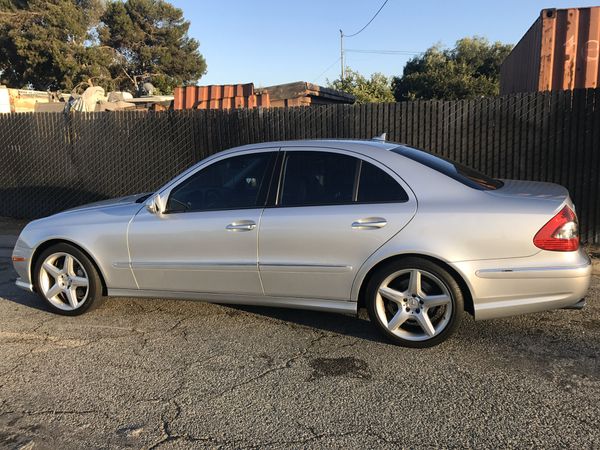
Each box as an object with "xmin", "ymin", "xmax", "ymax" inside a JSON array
[
  {"xmin": 34, "ymin": 243, "xmax": 103, "ymax": 315},
  {"xmin": 366, "ymin": 258, "xmax": 464, "ymax": 348}
]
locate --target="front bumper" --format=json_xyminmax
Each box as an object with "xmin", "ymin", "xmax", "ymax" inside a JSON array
[
  {"xmin": 15, "ymin": 278, "xmax": 34, "ymax": 292},
  {"xmin": 12, "ymin": 239, "xmax": 34, "ymax": 292},
  {"xmin": 454, "ymin": 248, "xmax": 592, "ymax": 320}
]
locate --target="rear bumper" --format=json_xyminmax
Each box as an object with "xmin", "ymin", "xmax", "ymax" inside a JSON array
[{"xmin": 454, "ymin": 248, "xmax": 592, "ymax": 320}]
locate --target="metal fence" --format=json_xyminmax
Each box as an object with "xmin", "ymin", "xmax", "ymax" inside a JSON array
[{"xmin": 1, "ymin": 88, "xmax": 599, "ymax": 243}]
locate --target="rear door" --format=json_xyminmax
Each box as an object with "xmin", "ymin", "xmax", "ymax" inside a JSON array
[{"xmin": 258, "ymin": 148, "xmax": 417, "ymax": 301}]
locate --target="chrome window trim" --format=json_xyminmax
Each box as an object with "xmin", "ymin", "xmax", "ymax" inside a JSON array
[
  {"xmin": 263, "ymin": 200, "xmax": 412, "ymax": 209},
  {"xmin": 153, "ymin": 144, "xmax": 416, "ymax": 211}
]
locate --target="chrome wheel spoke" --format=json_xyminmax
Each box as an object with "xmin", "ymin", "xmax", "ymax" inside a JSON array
[
  {"xmin": 63, "ymin": 255, "xmax": 75, "ymax": 276},
  {"xmin": 415, "ymin": 311, "xmax": 436, "ymax": 337},
  {"xmin": 65, "ymin": 288, "xmax": 78, "ymax": 309},
  {"xmin": 422, "ymin": 294, "xmax": 451, "ymax": 308},
  {"xmin": 70, "ymin": 276, "xmax": 88, "ymax": 288},
  {"xmin": 407, "ymin": 269, "xmax": 423, "ymax": 296},
  {"xmin": 379, "ymin": 286, "xmax": 404, "ymax": 305},
  {"xmin": 387, "ymin": 310, "xmax": 409, "ymax": 331},
  {"xmin": 42, "ymin": 261, "xmax": 62, "ymax": 278},
  {"xmin": 46, "ymin": 283, "xmax": 62, "ymax": 299}
]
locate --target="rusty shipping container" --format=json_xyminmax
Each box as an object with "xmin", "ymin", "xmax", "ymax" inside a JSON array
[
  {"xmin": 174, "ymin": 82, "xmax": 355, "ymax": 110},
  {"xmin": 173, "ymin": 83, "xmax": 271, "ymax": 110},
  {"xmin": 500, "ymin": 7, "xmax": 600, "ymax": 94}
]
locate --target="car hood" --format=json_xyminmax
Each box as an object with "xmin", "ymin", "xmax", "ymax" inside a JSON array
[
  {"xmin": 17, "ymin": 193, "xmax": 152, "ymax": 251},
  {"xmin": 63, "ymin": 192, "xmax": 152, "ymax": 213}
]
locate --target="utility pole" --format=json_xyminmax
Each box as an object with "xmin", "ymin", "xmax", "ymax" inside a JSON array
[{"xmin": 339, "ymin": 29, "xmax": 344, "ymax": 81}]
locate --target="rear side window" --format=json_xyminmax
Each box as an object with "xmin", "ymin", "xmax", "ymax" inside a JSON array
[
  {"xmin": 278, "ymin": 151, "xmax": 409, "ymax": 207},
  {"xmin": 391, "ymin": 145, "xmax": 503, "ymax": 190},
  {"xmin": 280, "ymin": 152, "xmax": 356, "ymax": 206},
  {"xmin": 358, "ymin": 161, "xmax": 409, "ymax": 203}
]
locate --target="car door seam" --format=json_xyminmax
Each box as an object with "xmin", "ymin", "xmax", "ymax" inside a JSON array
[
  {"xmin": 257, "ymin": 207, "xmax": 266, "ymax": 295},
  {"xmin": 126, "ymin": 207, "xmax": 142, "ymax": 289},
  {"xmin": 350, "ymin": 199, "xmax": 419, "ymax": 300}
]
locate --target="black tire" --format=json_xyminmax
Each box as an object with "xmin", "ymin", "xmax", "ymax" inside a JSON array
[
  {"xmin": 33, "ymin": 243, "xmax": 104, "ymax": 316},
  {"xmin": 366, "ymin": 257, "xmax": 464, "ymax": 348}
]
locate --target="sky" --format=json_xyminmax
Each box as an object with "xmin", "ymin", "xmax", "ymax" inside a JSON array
[{"xmin": 169, "ymin": 0, "xmax": 600, "ymax": 87}]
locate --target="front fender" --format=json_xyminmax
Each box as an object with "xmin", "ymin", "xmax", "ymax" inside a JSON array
[{"xmin": 14, "ymin": 203, "xmax": 141, "ymax": 290}]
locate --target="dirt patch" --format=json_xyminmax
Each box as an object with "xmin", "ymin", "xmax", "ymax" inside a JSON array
[{"xmin": 308, "ymin": 356, "xmax": 371, "ymax": 381}]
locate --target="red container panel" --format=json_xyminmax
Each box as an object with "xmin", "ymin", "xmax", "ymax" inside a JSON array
[{"xmin": 501, "ymin": 7, "xmax": 600, "ymax": 94}]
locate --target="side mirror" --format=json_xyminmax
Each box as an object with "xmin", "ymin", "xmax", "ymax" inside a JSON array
[{"xmin": 145, "ymin": 193, "xmax": 165, "ymax": 214}]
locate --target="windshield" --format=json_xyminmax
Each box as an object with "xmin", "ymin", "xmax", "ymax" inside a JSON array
[{"xmin": 391, "ymin": 145, "xmax": 503, "ymax": 191}]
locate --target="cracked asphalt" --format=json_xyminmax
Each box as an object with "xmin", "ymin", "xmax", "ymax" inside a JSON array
[{"xmin": 0, "ymin": 218, "xmax": 599, "ymax": 449}]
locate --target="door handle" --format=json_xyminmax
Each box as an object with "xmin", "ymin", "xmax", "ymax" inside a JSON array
[
  {"xmin": 226, "ymin": 220, "xmax": 256, "ymax": 232},
  {"xmin": 352, "ymin": 217, "xmax": 387, "ymax": 230}
]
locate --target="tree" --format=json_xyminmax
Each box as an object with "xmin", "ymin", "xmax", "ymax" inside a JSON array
[
  {"xmin": 328, "ymin": 68, "xmax": 394, "ymax": 104},
  {"xmin": 0, "ymin": 0, "xmax": 206, "ymax": 94},
  {"xmin": 392, "ymin": 37, "xmax": 513, "ymax": 101},
  {"xmin": 99, "ymin": 0, "xmax": 207, "ymax": 94},
  {"xmin": 0, "ymin": 0, "xmax": 113, "ymax": 91}
]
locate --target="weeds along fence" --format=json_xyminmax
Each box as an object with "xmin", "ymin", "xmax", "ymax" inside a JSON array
[{"xmin": 0, "ymin": 88, "xmax": 599, "ymax": 243}]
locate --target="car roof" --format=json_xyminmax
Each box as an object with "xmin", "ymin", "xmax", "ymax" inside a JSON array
[
  {"xmin": 221, "ymin": 139, "xmax": 400, "ymax": 155},
  {"xmin": 157, "ymin": 138, "xmax": 405, "ymax": 201}
]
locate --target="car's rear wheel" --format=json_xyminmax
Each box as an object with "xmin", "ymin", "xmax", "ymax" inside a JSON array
[
  {"xmin": 366, "ymin": 257, "xmax": 464, "ymax": 348},
  {"xmin": 34, "ymin": 243, "xmax": 103, "ymax": 315}
]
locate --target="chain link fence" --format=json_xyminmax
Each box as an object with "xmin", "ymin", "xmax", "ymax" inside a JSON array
[{"xmin": 1, "ymin": 89, "xmax": 599, "ymax": 243}]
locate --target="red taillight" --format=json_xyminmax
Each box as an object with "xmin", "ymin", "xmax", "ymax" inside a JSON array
[{"xmin": 533, "ymin": 206, "xmax": 579, "ymax": 251}]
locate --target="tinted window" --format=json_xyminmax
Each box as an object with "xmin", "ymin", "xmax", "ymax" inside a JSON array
[
  {"xmin": 357, "ymin": 161, "xmax": 408, "ymax": 203},
  {"xmin": 280, "ymin": 152, "xmax": 357, "ymax": 206},
  {"xmin": 391, "ymin": 145, "xmax": 503, "ymax": 190},
  {"xmin": 167, "ymin": 152, "xmax": 274, "ymax": 212}
]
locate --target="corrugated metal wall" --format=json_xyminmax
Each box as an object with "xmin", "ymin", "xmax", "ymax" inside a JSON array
[
  {"xmin": 174, "ymin": 82, "xmax": 355, "ymax": 110},
  {"xmin": 173, "ymin": 84, "xmax": 270, "ymax": 110},
  {"xmin": 500, "ymin": 18, "xmax": 542, "ymax": 94},
  {"xmin": 501, "ymin": 7, "xmax": 600, "ymax": 94}
]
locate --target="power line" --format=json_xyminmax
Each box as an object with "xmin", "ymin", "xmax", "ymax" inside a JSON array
[
  {"xmin": 343, "ymin": 0, "xmax": 390, "ymax": 38},
  {"xmin": 345, "ymin": 49, "xmax": 422, "ymax": 55},
  {"xmin": 312, "ymin": 57, "xmax": 342, "ymax": 83},
  {"xmin": 338, "ymin": 0, "xmax": 391, "ymax": 79}
]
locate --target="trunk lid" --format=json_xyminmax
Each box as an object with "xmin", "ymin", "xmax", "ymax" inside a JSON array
[{"xmin": 486, "ymin": 179, "xmax": 573, "ymax": 210}]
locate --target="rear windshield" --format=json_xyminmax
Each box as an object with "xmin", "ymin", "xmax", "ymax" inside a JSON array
[{"xmin": 391, "ymin": 145, "xmax": 503, "ymax": 191}]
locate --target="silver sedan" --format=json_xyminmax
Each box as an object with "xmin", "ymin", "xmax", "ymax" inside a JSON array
[{"xmin": 12, "ymin": 139, "xmax": 592, "ymax": 347}]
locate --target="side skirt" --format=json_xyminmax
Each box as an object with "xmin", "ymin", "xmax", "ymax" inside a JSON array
[{"xmin": 107, "ymin": 289, "xmax": 358, "ymax": 315}]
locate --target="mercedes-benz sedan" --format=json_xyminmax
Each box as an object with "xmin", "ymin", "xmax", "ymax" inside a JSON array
[{"xmin": 12, "ymin": 139, "xmax": 592, "ymax": 347}]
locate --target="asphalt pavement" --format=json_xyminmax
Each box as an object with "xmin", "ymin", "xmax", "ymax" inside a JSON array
[{"xmin": 0, "ymin": 218, "xmax": 598, "ymax": 449}]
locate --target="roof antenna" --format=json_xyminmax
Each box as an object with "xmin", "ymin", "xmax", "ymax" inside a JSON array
[{"xmin": 372, "ymin": 133, "xmax": 386, "ymax": 142}]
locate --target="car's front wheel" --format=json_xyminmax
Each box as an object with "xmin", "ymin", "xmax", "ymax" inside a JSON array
[
  {"xmin": 33, "ymin": 243, "xmax": 103, "ymax": 315},
  {"xmin": 366, "ymin": 257, "xmax": 464, "ymax": 348}
]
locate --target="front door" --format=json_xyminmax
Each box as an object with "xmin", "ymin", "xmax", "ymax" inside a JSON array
[
  {"xmin": 129, "ymin": 150, "xmax": 277, "ymax": 295},
  {"xmin": 258, "ymin": 148, "xmax": 417, "ymax": 301}
]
